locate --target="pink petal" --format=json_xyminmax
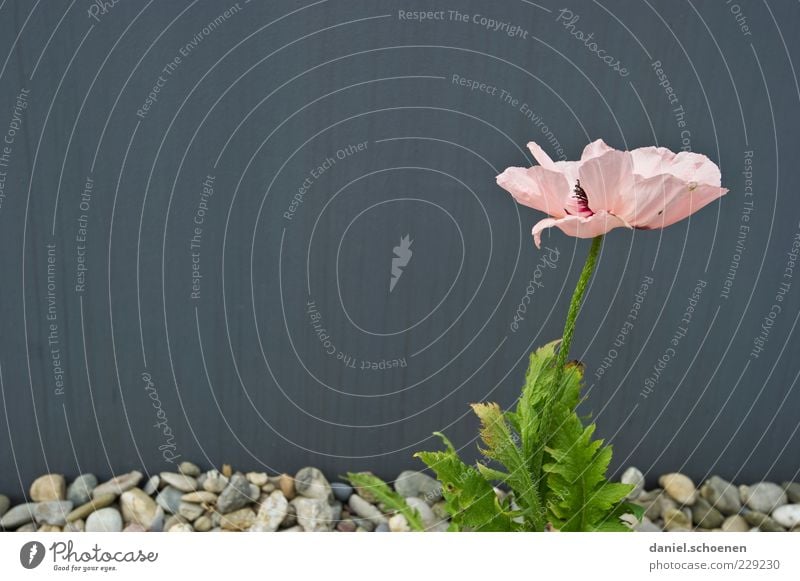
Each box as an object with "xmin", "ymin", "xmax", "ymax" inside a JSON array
[
  {"xmin": 631, "ymin": 147, "xmax": 722, "ymax": 186},
  {"xmin": 660, "ymin": 183, "xmax": 728, "ymax": 228},
  {"xmin": 531, "ymin": 211, "xmax": 628, "ymax": 248},
  {"xmin": 527, "ymin": 142, "xmax": 557, "ymax": 169},
  {"xmin": 581, "ymin": 139, "xmax": 615, "ymax": 161},
  {"xmin": 630, "ymin": 173, "xmax": 728, "ymax": 228},
  {"xmin": 577, "ymin": 150, "xmax": 634, "ymax": 214},
  {"xmin": 496, "ymin": 166, "xmax": 569, "ymax": 218}
]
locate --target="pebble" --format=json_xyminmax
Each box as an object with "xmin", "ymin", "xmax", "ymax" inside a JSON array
[
  {"xmin": 743, "ymin": 510, "xmax": 785, "ymax": 532},
  {"xmin": 772, "ymin": 504, "xmax": 800, "ymax": 529},
  {"xmin": 163, "ymin": 515, "xmax": 186, "ymax": 531},
  {"xmin": 389, "ymin": 513, "xmax": 410, "ymax": 532},
  {"xmin": 178, "ymin": 502, "xmax": 204, "ymax": 521},
  {"xmin": 92, "ymin": 471, "xmax": 142, "ymax": 498},
  {"xmin": 0, "ymin": 502, "xmax": 37, "ymax": 529},
  {"xmin": 281, "ymin": 504, "xmax": 297, "ymax": 528},
  {"xmin": 348, "ymin": 494, "xmax": 387, "ymax": 525},
  {"xmin": 294, "ymin": 467, "xmax": 332, "ymax": 502},
  {"xmin": 181, "ymin": 491, "xmax": 217, "ymax": 504},
  {"xmin": 156, "ymin": 486, "xmax": 184, "ymax": 514},
  {"xmin": 66, "ymin": 493, "xmax": 114, "ymax": 522},
  {"xmin": 220, "ymin": 507, "xmax": 256, "ymax": 531},
  {"xmin": 659, "ymin": 473, "xmax": 698, "ymax": 505},
  {"xmin": 246, "ymin": 472, "xmax": 269, "ymax": 487},
  {"xmin": 179, "ymin": 462, "xmax": 201, "ymax": 477},
  {"xmin": 375, "ymin": 522, "xmax": 390, "ymax": 532},
  {"xmin": 783, "ymin": 482, "xmax": 800, "ymax": 504},
  {"xmin": 351, "ymin": 516, "xmax": 375, "ymax": 532},
  {"xmin": 193, "ymin": 515, "xmax": 212, "ymax": 532},
  {"xmin": 123, "ymin": 523, "xmax": 147, "ymax": 532},
  {"xmin": 331, "ymin": 482, "xmax": 354, "ymax": 503},
  {"xmin": 406, "ymin": 497, "xmax": 437, "ymax": 528},
  {"xmin": 34, "ymin": 500, "xmax": 73, "ymax": 526},
  {"xmin": 17, "ymin": 523, "xmax": 37, "ymax": 532},
  {"xmin": 86, "ymin": 508, "xmax": 123, "ymax": 532},
  {"xmin": 280, "ymin": 525, "xmax": 304, "ymax": 532},
  {"xmin": 150, "ymin": 507, "xmax": 165, "ymax": 532},
  {"xmin": 168, "ymin": 523, "xmax": 194, "ymax": 532},
  {"xmin": 64, "ymin": 519, "xmax": 84, "ymax": 532},
  {"xmin": 663, "ymin": 507, "xmax": 692, "ymax": 531},
  {"xmin": 278, "ymin": 474, "xmax": 296, "ymax": 500},
  {"xmin": 202, "ymin": 470, "xmax": 228, "ymax": 494},
  {"xmin": 39, "ymin": 524, "xmax": 62, "ymax": 532},
  {"xmin": 394, "ymin": 470, "xmax": 442, "ymax": 502},
  {"xmin": 0, "ymin": 494, "xmax": 9, "ymax": 517},
  {"xmin": 701, "ymin": 476, "xmax": 741, "ymax": 515},
  {"xmin": 632, "ymin": 489, "xmax": 664, "ymax": 522},
  {"xmin": 30, "ymin": 474, "xmax": 66, "ymax": 502},
  {"xmin": 160, "ymin": 472, "xmax": 198, "ymax": 493},
  {"xmin": 691, "ymin": 498, "xmax": 724, "ymax": 529},
  {"xmin": 292, "ymin": 497, "xmax": 334, "ymax": 532},
  {"xmin": 634, "ymin": 516, "xmax": 662, "ymax": 532},
  {"xmin": 143, "ymin": 475, "xmax": 160, "ymax": 496},
  {"xmin": 255, "ymin": 490, "xmax": 288, "ymax": 532},
  {"xmin": 67, "ymin": 474, "xmax": 97, "ymax": 505},
  {"xmin": 739, "ymin": 482, "xmax": 787, "ymax": 513},
  {"xmin": 120, "ymin": 488, "xmax": 159, "ymax": 528},
  {"xmin": 621, "ymin": 467, "xmax": 645, "ymax": 500},
  {"xmin": 721, "ymin": 515, "xmax": 749, "ymax": 532},
  {"xmin": 216, "ymin": 474, "xmax": 259, "ymax": 514},
  {"xmin": 336, "ymin": 519, "xmax": 357, "ymax": 532}
]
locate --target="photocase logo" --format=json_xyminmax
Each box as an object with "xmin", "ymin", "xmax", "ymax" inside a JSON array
[
  {"xmin": 20, "ymin": 541, "xmax": 45, "ymax": 569},
  {"xmin": 389, "ymin": 234, "xmax": 413, "ymax": 292}
]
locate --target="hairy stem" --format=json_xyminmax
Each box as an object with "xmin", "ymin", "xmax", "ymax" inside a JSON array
[
  {"xmin": 530, "ymin": 235, "xmax": 603, "ymax": 527},
  {"xmin": 552, "ymin": 235, "xmax": 603, "ymax": 389}
]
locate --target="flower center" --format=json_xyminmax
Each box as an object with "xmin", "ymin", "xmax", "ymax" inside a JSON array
[{"xmin": 568, "ymin": 179, "xmax": 593, "ymax": 217}]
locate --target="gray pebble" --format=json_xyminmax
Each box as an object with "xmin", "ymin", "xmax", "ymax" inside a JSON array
[
  {"xmin": 216, "ymin": 474, "xmax": 259, "ymax": 514},
  {"xmin": 739, "ymin": 482, "xmax": 787, "ymax": 513},
  {"xmin": 331, "ymin": 482, "xmax": 353, "ymax": 503},
  {"xmin": 394, "ymin": 471, "xmax": 442, "ymax": 502},
  {"xmin": 67, "ymin": 474, "xmax": 97, "ymax": 506},
  {"xmin": 700, "ymin": 476, "xmax": 741, "ymax": 515},
  {"xmin": 85, "ymin": 508, "xmax": 123, "ymax": 532},
  {"xmin": 156, "ymin": 486, "xmax": 183, "ymax": 514},
  {"xmin": 294, "ymin": 467, "xmax": 333, "ymax": 502},
  {"xmin": 783, "ymin": 482, "xmax": 800, "ymax": 504},
  {"xmin": 179, "ymin": 461, "xmax": 201, "ymax": 477},
  {"xmin": 621, "ymin": 467, "xmax": 645, "ymax": 500},
  {"xmin": 143, "ymin": 475, "xmax": 160, "ymax": 496},
  {"xmin": 34, "ymin": 500, "xmax": 73, "ymax": 526},
  {"xmin": 0, "ymin": 503, "xmax": 38, "ymax": 529},
  {"xmin": 92, "ymin": 471, "xmax": 142, "ymax": 498}
]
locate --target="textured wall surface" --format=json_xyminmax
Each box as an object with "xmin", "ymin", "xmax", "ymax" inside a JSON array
[{"xmin": 0, "ymin": 0, "xmax": 798, "ymax": 496}]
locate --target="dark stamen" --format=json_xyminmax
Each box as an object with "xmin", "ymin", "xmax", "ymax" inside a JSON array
[{"xmin": 573, "ymin": 179, "xmax": 588, "ymax": 204}]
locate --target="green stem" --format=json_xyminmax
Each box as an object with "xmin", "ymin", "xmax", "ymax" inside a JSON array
[
  {"xmin": 552, "ymin": 235, "xmax": 603, "ymax": 390},
  {"xmin": 531, "ymin": 235, "xmax": 603, "ymax": 527}
]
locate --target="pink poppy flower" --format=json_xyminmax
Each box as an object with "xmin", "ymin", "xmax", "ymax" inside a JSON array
[{"xmin": 496, "ymin": 139, "xmax": 728, "ymax": 248}]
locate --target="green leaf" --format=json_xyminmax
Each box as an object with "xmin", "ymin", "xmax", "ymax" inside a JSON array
[
  {"xmin": 415, "ymin": 433, "xmax": 516, "ymax": 531},
  {"xmin": 345, "ymin": 472, "xmax": 425, "ymax": 531},
  {"xmin": 471, "ymin": 402, "xmax": 544, "ymax": 530},
  {"xmin": 542, "ymin": 406, "xmax": 634, "ymax": 532}
]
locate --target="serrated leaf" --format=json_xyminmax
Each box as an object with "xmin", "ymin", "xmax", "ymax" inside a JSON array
[{"xmin": 415, "ymin": 433, "xmax": 516, "ymax": 532}]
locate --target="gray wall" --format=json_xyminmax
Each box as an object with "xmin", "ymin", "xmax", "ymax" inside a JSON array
[{"xmin": 0, "ymin": 0, "xmax": 798, "ymax": 497}]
